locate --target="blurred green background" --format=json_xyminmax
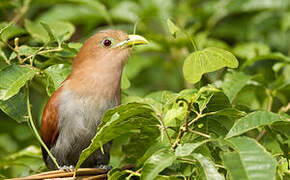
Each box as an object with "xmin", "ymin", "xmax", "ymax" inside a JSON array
[{"xmin": 0, "ymin": 0, "xmax": 289, "ymax": 178}]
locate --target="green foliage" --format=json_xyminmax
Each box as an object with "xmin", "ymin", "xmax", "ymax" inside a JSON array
[
  {"xmin": 223, "ymin": 137, "xmax": 277, "ymax": 180},
  {"xmin": 183, "ymin": 47, "xmax": 238, "ymax": 84},
  {"xmin": 0, "ymin": 0, "xmax": 289, "ymax": 179}
]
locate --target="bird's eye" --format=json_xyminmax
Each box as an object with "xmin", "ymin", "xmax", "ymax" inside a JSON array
[{"xmin": 103, "ymin": 39, "xmax": 112, "ymax": 47}]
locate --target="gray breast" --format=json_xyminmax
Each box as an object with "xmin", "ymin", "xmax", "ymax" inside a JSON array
[{"xmin": 47, "ymin": 87, "xmax": 117, "ymax": 168}]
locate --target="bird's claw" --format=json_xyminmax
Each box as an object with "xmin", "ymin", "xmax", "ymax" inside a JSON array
[
  {"xmin": 94, "ymin": 164, "xmax": 112, "ymax": 171},
  {"xmin": 60, "ymin": 165, "xmax": 75, "ymax": 172}
]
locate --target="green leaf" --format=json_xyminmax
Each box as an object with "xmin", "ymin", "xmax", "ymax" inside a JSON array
[
  {"xmin": 163, "ymin": 107, "xmax": 185, "ymax": 127},
  {"xmin": 0, "ymin": 90, "xmax": 28, "ymax": 123},
  {"xmin": 223, "ymin": 137, "xmax": 277, "ymax": 180},
  {"xmin": 141, "ymin": 148, "xmax": 176, "ymax": 180},
  {"xmin": 24, "ymin": 20, "xmax": 75, "ymax": 44},
  {"xmin": 0, "ymin": 23, "xmax": 26, "ymax": 42},
  {"xmin": 44, "ymin": 64, "xmax": 71, "ymax": 96},
  {"xmin": 183, "ymin": 47, "xmax": 239, "ymax": 84},
  {"xmin": 75, "ymin": 103, "xmax": 159, "ymax": 170},
  {"xmin": 137, "ymin": 142, "xmax": 170, "ymax": 168},
  {"xmin": 222, "ymin": 71, "xmax": 251, "ymax": 103},
  {"xmin": 0, "ymin": 65, "xmax": 36, "ymax": 100},
  {"xmin": 167, "ymin": 19, "xmax": 180, "ymax": 38},
  {"xmin": 192, "ymin": 153, "xmax": 224, "ymax": 180},
  {"xmin": 107, "ymin": 168, "xmax": 128, "ymax": 180},
  {"xmin": 226, "ymin": 111, "xmax": 288, "ymax": 138},
  {"xmin": 233, "ymin": 42, "xmax": 271, "ymax": 60},
  {"xmin": 9, "ymin": 45, "xmax": 39, "ymax": 61},
  {"xmin": 175, "ymin": 140, "xmax": 210, "ymax": 157},
  {"xmin": 121, "ymin": 74, "xmax": 131, "ymax": 89}
]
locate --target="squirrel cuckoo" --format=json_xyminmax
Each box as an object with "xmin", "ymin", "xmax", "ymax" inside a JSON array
[{"xmin": 41, "ymin": 30, "xmax": 148, "ymax": 170}]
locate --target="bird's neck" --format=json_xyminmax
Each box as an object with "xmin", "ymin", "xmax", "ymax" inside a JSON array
[{"xmin": 65, "ymin": 58, "xmax": 123, "ymax": 104}]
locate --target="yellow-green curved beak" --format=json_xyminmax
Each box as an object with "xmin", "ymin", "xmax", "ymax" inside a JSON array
[{"xmin": 116, "ymin": 34, "xmax": 148, "ymax": 48}]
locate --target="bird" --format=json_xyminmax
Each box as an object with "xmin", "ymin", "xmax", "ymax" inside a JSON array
[{"xmin": 40, "ymin": 29, "xmax": 148, "ymax": 170}]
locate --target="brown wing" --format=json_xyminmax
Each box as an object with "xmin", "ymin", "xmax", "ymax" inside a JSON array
[{"xmin": 40, "ymin": 87, "xmax": 63, "ymax": 163}]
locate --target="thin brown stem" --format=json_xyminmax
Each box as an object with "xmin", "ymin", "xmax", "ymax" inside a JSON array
[
  {"xmin": 20, "ymin": 47, "xmax": 63, "ymax": 64},
  {"xmin": 25, "ymin": 83, "xmax": 60, "ymax": 169},
  {"xmin": 125, "ymin": 169, "xmax": 141, "ymax": 180},
  {"xmin": 278, "ymin": 102, "xmax": 290, "ymax": 113},
  {"xmin": 188, "ymin": 114, "xmax": 205, "ymax": 127},
  {"xmin": 12, "ymin": 0, "xmax": 31, "ymax": 24},
  {"xmin": 14, "ymin": 37, "xmax": 23, "ymax": 63},
  {"xmin": 188, "ymin": 129, "xmax": 210, "ymax": 138}
]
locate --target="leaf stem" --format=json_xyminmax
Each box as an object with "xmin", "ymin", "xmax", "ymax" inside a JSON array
[
  {"xmin": 12, "ymin": 0, "xmax": 31, "ymax": 24},
  {"xmin": 175, "ymin": 22, "xmax": 199, "ymax": 52},
  {"xmin": 157, "ymin": 113, "xmax": 173, "ymax": 145},
  {"xmin": 172, "ymin": 90, "xmax": 206, "ymax": 150},
  {"xmin": 125, "ymin": 169, "xmax": 141, "ymax": 180},
  {"xmin": 177, "ymin": 157, "xmax": 196, "ymax": 164},
  {"xmin": 20, "ymin": 47, "xmax": 63, "ymax": 64},
  {"xmin": 14, "ymin": 37, "xmax": 23, "ymax": 63},
  {"xmin": 188, "ymin": 129, "xmax": 210, "ymax": 138},
  {"xmin": 256, "ymin": 89, "xmax": 273, "ymax": 142},
  {"xmin": 25, "ymin": 83, "xmax": 60, "ymax": 169}
]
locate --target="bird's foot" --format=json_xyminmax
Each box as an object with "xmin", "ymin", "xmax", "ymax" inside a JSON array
[
  {"xmin": 60, "ymin": 165, "xmax": 75, "ymax": 172},
  {"xmin": 94, "ymin": 164, "xmax": 112, "ymax": 171}
]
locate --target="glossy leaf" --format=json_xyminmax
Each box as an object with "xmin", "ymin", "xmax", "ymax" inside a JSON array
[
  {"xmin": 0, "ymin": 65, "xmax": 36, "ymax": 100},
  {"xmin": 75, "ymin": 103, "xmax": 159, "ymax": 170},
  {"xmin": 24, "ymin": 20, "xmax": 75, "ymax": 44},
  {"xmin": 183, "ymin": 47, "xmax": 239, "ymax": 84},
  {"xmin": 9, "ymin": 45, "xmax": 39, "ymax": 61},
  {"xmin": 226, "ymin": 111, "xmax": 288, "ymax": 138},
  {"xmin": 175, "ymin": 140, "xmax": 210, "ymax": 157},
  {"xmin": 141, "ymin": 148, "xmax": 176, "ymax": 180},
  {"xmin": 222, "ymin": 71, "xmax": 251, "ymax": 103},
  {"xmin": 163, "ymin": 107, "xmax": 185, "ymax": 127},
  {"xmin": 192, "ymin": 153, "xmax": 224, "ymax": 180},
  {"xmin": 44, "ymin": 64, "xmax": 71, "ymax": 96},
  {"xmin": 223, "ymin": 137, "xmax": 277, "ymax": 180},
  {"xmin": 0, "ymin": 90, "xmax": 28, "ymax": 122},
  {"xmin": 0, "ymin": 23, "xmax": 26, "ymax": 42},
  {"xmin": 121, "ymin": 74, "xmax": 131, "ymax": 89}
]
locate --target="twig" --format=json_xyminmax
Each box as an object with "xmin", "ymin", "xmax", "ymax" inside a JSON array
[
  {"xmin": 172, "ymin": 90, "xmax": 206, "ymax": 150},
  {"xmin": 188, "ymin": 129, "xmax": 210, "ymax": 138},
  {"xmin": 125, "ymin": 169, "xmax": 141, "ymax": 180},
  {"xmin": 278, "ymin": 102, "xmax": 290, "ymax": 113},
  {"xmin": 25, "ymin": 83, "xmax": 60, "ymax": 169},
  {"xmin": 83, "ymin": 174, "xmax": 107, "ymax": 180},
  {"xmin": 20, "ymin": 47, "xmax": 63, "ymax": 64},
  {"xmin": 14, "ymin": 37, "xmax": 23, "ymax": 63},
  {"xmin": 12, "ymin": 0, "xmax": 31, "ymax": 24},
  {"xmin": 8, "ymin": 168, "xmax": 107, "ymax": 180},
  {"xmin": 256, "ymin": 129, "xmax": 267, "ymax": 142}
]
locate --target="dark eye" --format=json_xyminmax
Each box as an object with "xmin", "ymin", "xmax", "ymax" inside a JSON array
[{"xmin": 103, "ymin": 39, "xmax": 112, "ymax": 47}]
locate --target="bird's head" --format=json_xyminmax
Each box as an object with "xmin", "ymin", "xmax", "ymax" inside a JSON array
[{"xmin": 72, "ymin": 30, "xmax": 148, "ymax": 69}]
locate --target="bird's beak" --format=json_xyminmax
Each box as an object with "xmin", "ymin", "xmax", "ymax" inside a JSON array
[{"xmin": 115, "ymin": 34, "xmax": 148, "ymax": 48}]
